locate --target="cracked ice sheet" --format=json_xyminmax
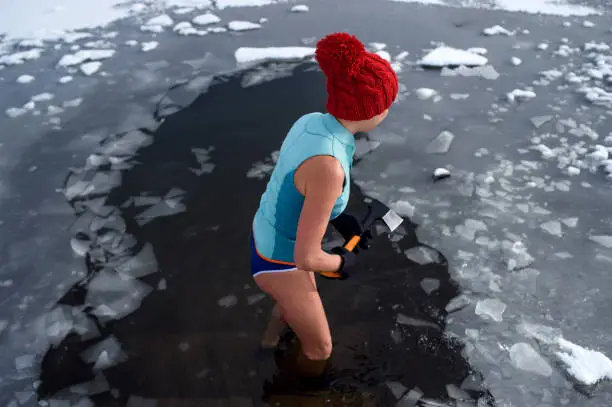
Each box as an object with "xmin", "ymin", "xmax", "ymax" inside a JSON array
[{"xmin": 389, "ymin": 0, "xmax": 600, "ymax": 16}]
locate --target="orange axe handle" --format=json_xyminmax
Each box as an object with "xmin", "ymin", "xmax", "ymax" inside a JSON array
[{"xmin": 318, "ymin": 235, "xmax": 361, "ymax": 279}]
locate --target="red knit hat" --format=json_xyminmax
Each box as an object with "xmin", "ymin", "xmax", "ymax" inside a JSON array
[{"xmin": 315, "ymin": 32, "xmax": 398, "ymax": 121}]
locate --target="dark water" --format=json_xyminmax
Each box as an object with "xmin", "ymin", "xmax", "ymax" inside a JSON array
[{"xmin": 36, "ymin": 62, "xmax": 494, "ymax": 406}]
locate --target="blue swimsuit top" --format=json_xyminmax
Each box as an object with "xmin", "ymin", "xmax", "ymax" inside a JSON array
[{"xmin": 252, "ymin": 112, "xmax": 355, "ymax": 263}]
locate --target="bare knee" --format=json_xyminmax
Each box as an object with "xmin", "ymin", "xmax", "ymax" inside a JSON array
[{"xmin": 301, "ymin": 336, "xmax": 332, "ymax": 360}]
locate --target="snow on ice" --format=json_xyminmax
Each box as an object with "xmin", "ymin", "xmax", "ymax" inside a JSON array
[
  {"xmin": 16, "ymin": 74, "xmax": 35, "ymax": 84},
  {"xmin": 141, "ymin": 41, "xmax": 159, "ymax": 52},
  {"xmin": 227, "ymin": 21, "xmax": 262, "ymax": 31},
  {"xmin": 235, "ymin": 47, "xmax": 315, "ymax": 64},
  {"xmin": 192, "ymin": 12, "xmax": 221, "ymax": 26},
  {"xmin": 80, "ymin": 61, "xmax": 102, "ymax": 76},
  {"xmin": 475, "ymin": 298, "xmax": 506, "ymax": 322},
  {"xmin": 57, "ymin": 49, "xmax": 115, "ymax": 67},
  {"xmin": 389, "ymin": 0, "xmax": 600, "ymax": 17},
  {"xmin": 418, "ymin": 46, "xmax": 488, "ymax": 68},
  {"xmin": 509, "ymin": 342, "xmax": 553, "ymax": 376},
  {"xmin": 290, "ymin": 5, "xmax": 309, "ymax": 12},
  {"xmin": 415, "ymin": 88, "xmax": 438, "ymax": 100},
  {"xmin": 483, "ymin": 25, "xmax": 514, "ymax": 36},
  {"xmin": 0, "ymin": 49, "xmax": 43, "ymax": 66}
]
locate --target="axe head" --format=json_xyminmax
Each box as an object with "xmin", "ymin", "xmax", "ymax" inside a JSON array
[{"xmin": 362, "ymin": 199, "xmax": 403, "ymax": 233}]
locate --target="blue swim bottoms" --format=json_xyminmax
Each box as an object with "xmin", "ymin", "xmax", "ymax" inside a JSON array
[{"xmin": 250, "ymin": 233, "xmax": 297, "ymax": 277}]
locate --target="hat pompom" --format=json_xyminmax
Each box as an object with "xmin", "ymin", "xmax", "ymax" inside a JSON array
[{"xmin": 315, "ymin": 32, "xmax": 366, "ymax": 79}]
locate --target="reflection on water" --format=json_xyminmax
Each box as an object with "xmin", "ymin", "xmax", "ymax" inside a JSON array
[{"xmin": 36, "ymin": 62, "xmax": 494, "ymax": 406}]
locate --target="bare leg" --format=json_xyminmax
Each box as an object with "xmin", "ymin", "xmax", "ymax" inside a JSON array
[
  {"xmin": 255, "ymin": 269, "xmax": 331, "ymax": 377},
  {"xmin": 260, "ymin": 303, "xmax": 287, "ymax": 349}
]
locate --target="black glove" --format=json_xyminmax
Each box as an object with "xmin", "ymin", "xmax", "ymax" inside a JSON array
[
  {"xmin": 329, "ymin": 212, "xmax": 372, "ymax": 252},
  {"xmin": 320, "ymin": 246, "xmax": 357, "ymax": 280}
]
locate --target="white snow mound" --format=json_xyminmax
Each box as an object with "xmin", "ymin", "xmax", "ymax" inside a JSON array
[{"xmin": 419, "ymin": 46, "xmax": 488, "ymax": 67}]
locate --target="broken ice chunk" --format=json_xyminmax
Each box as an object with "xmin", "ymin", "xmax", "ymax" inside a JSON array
[
  {"xmin": 290, "ymin": 4, "xmax": 309, "ymax": 12},
  {"xmin": 228, "ymin": 21, "xmax": 262, "ymax": 31},
  {"xmin": 418, "ymin": 46, "xmax": 488, "ymax": 67},
  {"xmin": 193, "ymin": 13, "xmax": 221, "ymax": 26},
  {"xmin": 445, "ymin": 294, "xmax": 470, "ymax": 313},
  {"xmin": 114, "ymin": 243, "xmax": 158, "ymax": 278},
  {"xmin": 396, "ymin": 314, "xmax": 440, "ymax": 330},
  {"xmin": 218, "ymin": 295, "xmax": 238, "ymax": 308},
  {"xmin": 507, "ymin": 89, "xmax": 536, "ymax": 103},
  {"xmin": 426, "ymin": 131, "xmax": 455, "ymax": 154},
  {"xmin": 17, "ymin": 74, "xmax": 35, "ymax": 84},
  {"xmin": 135, "ymin": 199, "xmax": 186, "ymax": 225},
  {"xmin": 509, "ymin": 342, "xmax": 553, "ymax": 376},
  {"xmin": 433, "ymin": 167, "xmax": 451, "ymax": 181},
  {"xmin": 415, "ymin": 88, "xmax": 437, "ymax": 100},
  {"xmin": 475, "ymin": 298, "xmax": 506, "ymax": 322},
  {"xmin": 511, "ymin": 57, "xmax": 522, "ymax": 66},
  {"xmin": 483, "ymin": 25, "xmax": 514, "ymax": 36},
  {"xmin": 441, "ymin": 65, "xmax": 500, "ymax": 80},
  {"xmin": 501, "ymin": 240, "xmax": 534, "ymax": 271},
  {"xmin": 15, "ymin": 354, "xmax": 36, "ymax": 371},
  {"xmin": 420, "ymin": 278, "xmax": 440, "ymax": 295},
  {"xmin": 386, "ymin": 381, "xmax": 408, "ymax": 399},
  {"xmin": 530, "ymin": 115, "xmax": 553, "ymax": 128},
  {"xmin": 589, "ymin": 235, "xmax": 612, "ymax": 248},
  {"xmin": 141, "ymin": 42, "xmax": 159, "ymax": 52},
  {"xmin": 247, "ymin": 293, "xmax": 266, "ymax": 305},
  {"xmin": 404, "ymin": 246, "xmax": 441, "ymax": 265},
  {"xmin": 390, "ymin": 200, "xmax": 414, "ymax": 218},
  {"xmin": 81, "ymin": 336, "xmax": 127, "ymax": 370},
  {"xmin": 556, "ymin": 337, "xmax": 612, "ymax": 386},
  {"xmin": 540, "ymin": 220, "xmax": 562, "ymax": 237},
  {"xmin": 80, "ymin": 62, "xmax": 102, "ymax": 76}
]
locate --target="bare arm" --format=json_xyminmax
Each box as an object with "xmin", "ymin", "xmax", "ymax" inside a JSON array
[{"xmin": 293, "ymin": 155, "xmax": 344, "ymax": 273}]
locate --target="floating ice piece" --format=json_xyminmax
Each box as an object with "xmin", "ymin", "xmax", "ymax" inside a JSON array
[
  {"xmin": 193, "ymin": 12, "xmax": 221, "ymax": 25},
  {"xmin": 511, "ymin": 57, "xmax": 522, "ymax": 66},
  {"xmin": 376, "ymin": 50, "xmax": 392, "ymax": 62},
  {"xmin": 228, "ymin": 20, "xmax": 262, "ymax": 31},
  {"xmin": 218, "ymin": 294, "xmax": 238, "ymax": 307},
  {"xmin": 420, "ymin": 278, "xmax": 440, "ymax": 294},
  {"xmin": 405, "ymin": 246, "xmax": 440, "ymax": 265},
  {"xmin": 31, "ymin": 92, "xmax": 54, "ymax": 102},
  {"xmin": 235, "ymin": 47, "xmax": 315, "ymax": 64},
  {"xmin": 483, "ymin": 25, "xmax": 514, "ymax": 36},
  {"xmin": 441, "ymin": 65, "xmax": 500, "ymax": 79},
  {"xmin": 174, "ymin": 21, "xmax": 199, "ymax": 35},
  {"xmin": 146, "ymin": 14, "xmax": 174, "ymax": 27},
  {"xmin": 426, "ymin": 130, "xmax": 455, "ymax": 154},
  {"xmin": 589, "ymin": 235, "xmax": 612, "ymax": 248},
  {"xmin": 0, "ymin": 49, "xmax": 43, "ymax": 65},
  {"xmin": 445, "ymin": 294, "xmax": 470, "ymax": 313},
  {"xmin": 509, "ymin": 342, "xmax": 553, "ymax": 376},
  {"xmin": 433, "ymin": 168, "xmax": 451, "ymax": 181},
  {"xmin": 247, "ymin": 293, "xmax": 266, "ymax": 305},
  {"xmin": 17, "ymin": 75, "xmax": 35, "ymax": 84},
  {"xmin": 537, "ymin": 42, "xmax": 549, "ymax": 50},
  {"xmin": 390, "ymin": 200, "xmax": 414, "ymax": 217},
  {"xmin": 467, "ymin": 47, "xmax": 487, "ymax": 55},
  {"xmin": 80, "ymin": 62, "xmax": 102, "ymax": 76},
  {"xmin": 396, "ymin": 313, "xmax": 440, "ymax": 330},
  {"xmin": 507, "ymin": 89, "xmax": 536, "ymax": 103},
  {"xmin": 415, "ymin": 88, "xmax": 437, "ymax": 100},
  {"xmin": 141, "ymin": 42, "xmax": 159, "ymax": 52},
  {"xmin": 15, "ymin": 354, "xmax": 36, "ymax": 371},
  {"xmin": 114, "ymin": 243, "xmax": 158, "ymax": 278},
  {"xmin": 501, "ymin": 240, "xmax": 534, "ymax": 271},
  {"xmin": 5, "ymin": 107, "xmax": 28, "ymax": 118},
  {"xmin": 475, "ymin": 298, "xmax": 506, "ymax": 322},
  {"xmin": 583, "ymin": 20, "xmax": 595, "ymax": 28},
  {"xmin": 58, "ymin": 75, "xmax": 73, "ymax": 84},
  {"xmin": 290, "ymin": 4, "xmax": 309, "ymax": 12},
  {"xmin": 530, "ymin": 115, "xmax": 552, "ymax": 128},
  {"xmin": 386, "ymin": 382, "xmax": 408, "ymax": 399},
  {"xmin": 216, "ymin": 0, "xmax": 276, "ymax": 8},
  {"xmin": 418, "ymin": 46, "xmax": 488, "ymax": 68},
  {"xmin": 57, "ymin": 50, "xmax": 115, "ymax": 67},
  {"xmin": 81, "ymin": 336, "xmax": 127, "ymax": 370},
  {"xmin": 540, "ymin": 220, "xmax": 562, "ymax": 237},
  {"xmin": 556, "ymin": 337, "xmax": 612, "ymax": 385}
]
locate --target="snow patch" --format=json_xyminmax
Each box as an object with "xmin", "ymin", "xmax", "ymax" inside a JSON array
[
  {"xmin": 57, "ymin": 49, "xmax": 115, "ymax": 67},
  {"xmin": 483, "ymin": 25, "xmax": 514, "ymax": 36},
  {"xmin": 290, "ymin": 4, "xmax": 309, "ymax": 12},
  {"xmin": 419, "ymin": 46, "xmax": 488, "ymax": 68},
  {"xmin": 235, "ymin": 46, "xmax": 315, "ymax": 64},
  {"xmin": 193, "ymin": 13, "xmax": 221, "ymax": 25},
  {"xmin": 227, "ymin": 21, "xmax": 262, "ymax": 31},
  {"xmin": 16, "ymin": 74, "xmax": 35, "ymax": 84}
]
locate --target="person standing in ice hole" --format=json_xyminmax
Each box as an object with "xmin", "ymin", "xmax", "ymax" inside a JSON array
[{"xmin": 250, "ymin": 32, "xmax": 398, "ymax": 377}]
